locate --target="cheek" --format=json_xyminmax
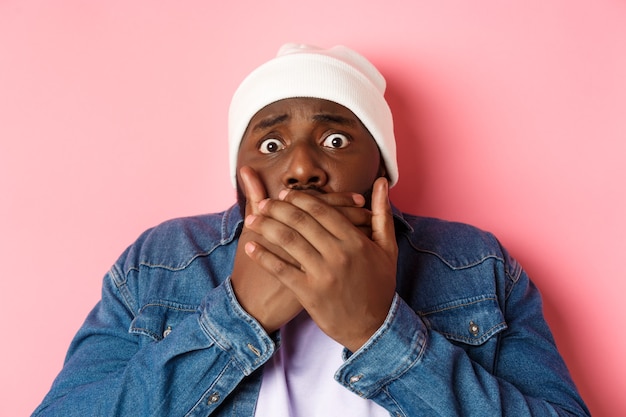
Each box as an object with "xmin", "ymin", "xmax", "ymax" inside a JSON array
[
  {"xmin": 331, "ymin": 158, "xmax": 381, "ymax": 192},
  {"xmin": 258, "ymin": 171, "xmax": 283, "ymax": 199},
  {"xmin": 237, "ymin": 159, "xmax": 285, "ymax": 199}
]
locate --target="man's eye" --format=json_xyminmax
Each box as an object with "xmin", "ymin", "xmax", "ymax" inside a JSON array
[
  {"xmin": 259, "ymin": 138, "xmax": 285, "ymax": 154},
  {"xmin": 322, "ymin": 133, "xmax": 350, "ymax": 149}
]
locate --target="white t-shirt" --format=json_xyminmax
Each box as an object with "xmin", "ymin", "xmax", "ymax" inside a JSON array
[{"xmin": 254, "ymin": 311, "xmax": 389, "ymax": 417}]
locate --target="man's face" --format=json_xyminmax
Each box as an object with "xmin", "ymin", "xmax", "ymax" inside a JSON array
[{"xmin": 236, "ymin": 97, "xmax": 386, "ymax": 203}]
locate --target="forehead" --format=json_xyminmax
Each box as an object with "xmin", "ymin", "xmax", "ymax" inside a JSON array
[{"xmin": 246, "ymin": 98, "xmax": 362, "ymax": 130}]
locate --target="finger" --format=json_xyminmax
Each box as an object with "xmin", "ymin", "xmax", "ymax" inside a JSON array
[
  {"xmin": 245, "ymin": 208, "xmax": 324, "ymax": 266},
  {"xmin": 244, "ymin": 240, "xmax": 307, "ymax": 282},
  {"xmin": 277, "ymin": 190, "xmax": 364, "ymax": 240},
  {"xmin": 315, "ymin": 192, "xmax": 366, "ymax": 208},
  {"xmin": 335, "ymin": 206, "xmax": 372, "ymax": 229},
  {"xmin": 370, "ymin": 177, "xmax": 397, "ymax": 254},
  {"xmin": 239, "ymin": 166, "xmax": 267, "ymax": 215},
  {"xmin": 305, "ymin": 192, "xmax": 372, "ymax": 229},
  {"xmin": 356, "ymin": 225, "xmax": 373, "ymax": 239},
  {"xmin": 244, "ymin": 240, "xmax": 311, "ymax": 316}
]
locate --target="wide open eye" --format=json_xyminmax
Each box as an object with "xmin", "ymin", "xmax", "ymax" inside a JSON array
[
  {"xmin": 322, "ymin": 133, "xmax": 350, "ymax": 149},
  {"xmin": 259, "ymin": 138, "xmax": 285, "ymax": 154}
]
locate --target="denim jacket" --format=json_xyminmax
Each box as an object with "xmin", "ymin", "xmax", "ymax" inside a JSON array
[{"xmin": 33, "ymin": 204, "xmax": 589, "ymax": 416}]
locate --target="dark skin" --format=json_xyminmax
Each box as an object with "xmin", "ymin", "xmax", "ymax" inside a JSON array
[{"xmin": 231, "ymin": 98, "xmax": 398, "ymax": 352}]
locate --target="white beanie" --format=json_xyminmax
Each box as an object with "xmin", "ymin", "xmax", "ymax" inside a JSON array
[{"xmin": 228, "ymin": 43, "xmax": 398, "ymax": 187}]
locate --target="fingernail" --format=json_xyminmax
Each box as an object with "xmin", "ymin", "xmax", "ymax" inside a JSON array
[
  {"xmin": 245, "ymin": 214, "xmax": 257, "ymax": 226},
  {"xmin": 258, "ymin": 198, "xmax": 268, "ymax": 210},
  {"xmin": 279, "ymin": 189, "xmax": 289, "ymax": 200},
  {"xmin": 245, "ymin": 242, "xmax": 256, "ymax": 254},
  {"xmin": 352, "ymin": 194, "xmax": 365, "ymax": 205}
]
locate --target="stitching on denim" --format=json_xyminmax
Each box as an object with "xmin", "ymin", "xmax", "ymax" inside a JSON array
[
  {"xmin": 437, "ymin": 321, "xmax": 507, "ymax": 345},
  {"xmin": 348, "ymin": 294, "xmax": 399, "ymax": 357},
  {"xmin": 124, "ymin": 208, "xmax": 242, "ymax": 276},
  {"xmin": 199, "ymin": 316, "xmax": 264, "ymax": 373},
  {"xmin": 184, "ymin": 361, "xmax": 233, "ymax": 417},
  {"xmin": 108, "ymin": 265, "xmax": 137, "ymax": 316},
  {"xmin": 221, "ymin": 207, "xmax": 244, "ymax": 244},
  {"xmin": 503, "ymin": 259, "xmax": 524, "ymax": 301},
  {"xmin": 404, "ymin": 237, "xmax": 505, "ymax": 271},
  {"xmin": 198, "ymin": 315, "xmax": 233, "ymax": 354},
  {"xmin": 197, "ymin": 281, "xmax": 273, "ymax": 372},
  {"xmin": 129, "ymin": 327, "xmax": 161, "ymax": 340},
  {"xmin": 419, "ymin": 296, "xmax": 507, "ymax": 344},
  {"xmin": 109, "ymin": 262, "xmax": 127, "ymax": 286},
  {"xmin": 392, "ymin": 210, "xmax": 414, "ymax": 233},
  {"xmin": 344, "ymin": 295, "xmax": 426, "ymax": 397},
  {"xmin": 382, "ymin": 385, "xmax": 408, "ymax": 417},
  {"xmin": 130, "ymin": 302, "xmax": 197, "ymax": 340},
  {"xmin": 362, "ymin": 324, "xmax": 427, "ymax": 399},
  {"xmin": 122, "ymin": 240, "xmax": 226, "ymax": 276},
  {"xmin": 138, "ymin": 301, "xmax": 196, "ymax": 313},
  {"xmin": 398, "ymin": 219, "xmax": 507, "ymax": 270},
  {"xmin": 420, "ymin": 295, "xmax": 498, "ymax": 316},
  {"xmin": 224, "ymin": 280, "xmax": 275, "ymax": 367},
  {"xmin": 338, "ymin": 296, "xmax": 401, "ymax": 397}
]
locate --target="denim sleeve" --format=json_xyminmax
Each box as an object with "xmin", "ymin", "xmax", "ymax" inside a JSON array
[
  {"xmin": 32, "ymin": 273, "xmax": 274, "ymax": 417},
  {"xmin": 335, "ymin": 274, "xmax": 590, "ymax": 416}
]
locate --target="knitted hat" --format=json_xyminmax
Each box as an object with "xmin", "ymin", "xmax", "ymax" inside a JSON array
[{"xmin": 228, "ymin": 43, "xmax": 398, "ymax": 187}]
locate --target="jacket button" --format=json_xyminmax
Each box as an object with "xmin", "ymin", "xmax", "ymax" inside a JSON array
[
  {"xmin": 349, "ymin": 375, "xmax": 362, "ymax": 384},
  {"xmin": 163, "ymin": 326, "xmax": 172, "ymax": 338},
  {"xmin": 207, "ymin": 392, "xmax": 220, "ymax": 404},
  {"xmin": 469, "ymin": 321, "xmax": 480, "ymax": 336}
]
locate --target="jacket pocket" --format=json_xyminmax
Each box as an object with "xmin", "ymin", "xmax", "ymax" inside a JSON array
[
  {"xmin": 129, "ymin": 300, "xmax": 197, "ymax": 341},
  {"xmin": 420, "ymin": 295, "xmax": 507, "ymax": 346}
]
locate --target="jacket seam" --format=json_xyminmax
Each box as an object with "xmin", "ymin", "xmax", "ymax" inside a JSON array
[
  {"xmin": 108, "ymin": 264, "xmax": 137, "ymax": 317},
  {"xmin": 403, "ymin": 236, "xmax": 505, "ymax": 270}
]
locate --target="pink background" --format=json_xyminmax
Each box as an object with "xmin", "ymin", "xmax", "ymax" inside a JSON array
[{"xmin": 1, "ymin": 2, "xmax": 624, "ymax": 416}]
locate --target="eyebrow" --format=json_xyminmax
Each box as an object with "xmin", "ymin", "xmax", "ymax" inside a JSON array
[
  {"xmin": 251, "ymin": 112, "xmax": 358, "ymax": 133},
  {"xmin": 312, "ymin": 113, "xmax": 358, "ymax": 127},
  {"xmin": 251, "ymin": 114, "xmax": 290, "ymax": 132}
]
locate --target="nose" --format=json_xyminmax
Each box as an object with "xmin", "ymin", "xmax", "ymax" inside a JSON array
[{"xmin": 281, "ymin": 143, "xmax": 328, "ymax": 189}]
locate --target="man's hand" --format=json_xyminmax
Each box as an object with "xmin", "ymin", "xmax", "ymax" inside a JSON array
[
  {"xmin": 243, "ymin": 177, "xmax": 398, "ymax": 352},
  {"xmin": 230, "ymin": 167, "xmax": 377, "ymax": 335},
  {"xmin": 230, "ymin": 167, "xmax": 302, "ymax": 334}
]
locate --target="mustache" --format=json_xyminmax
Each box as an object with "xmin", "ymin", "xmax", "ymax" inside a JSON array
[
  {"xmin": 236, "ymin": 184, "xmax": 374, "ymax": 218},
  {"xmin": 287, "ymin": 185, "xmax": 326, "ymax": 194}
]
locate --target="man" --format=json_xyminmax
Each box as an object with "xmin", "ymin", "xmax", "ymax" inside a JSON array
[{"xmin": 33, "ymin": 44, "xmax": 589, "ymax": 416}]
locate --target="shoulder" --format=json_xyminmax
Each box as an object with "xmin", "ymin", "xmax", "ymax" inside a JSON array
[
  {"xmin": 394, "ymin": 210, "xmax": 524, "ymax": 314},
  {"xmin": 395, "ymin": 211, "xmax": 507, "ymax": 270},
  {"xmin": 116, "ymin": 204, "xmax": 243, "ymax": 273}
]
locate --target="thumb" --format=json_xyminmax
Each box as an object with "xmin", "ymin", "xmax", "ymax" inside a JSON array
[
  {"xmin": 239, "ymin": 166, "xmax": 267, "ymax": 215},
  {"xmin": 371, "ymin": 177, "xmax": 397, "ymax": 253}
]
